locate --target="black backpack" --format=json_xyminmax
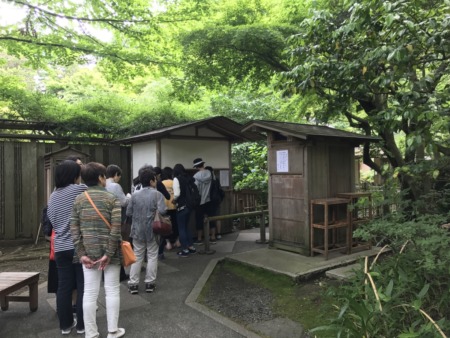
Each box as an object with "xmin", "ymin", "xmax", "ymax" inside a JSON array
[
  {"xmin": 210, "ymin": 178, "xmax": 225, "ymax": 204},
  {"xmin": 185, "ymin": 177, "xmax": 201, "ymax": 210},
  {"xmin": 41, "ymin": 206, "xmax": 53, "ymax": 236}
]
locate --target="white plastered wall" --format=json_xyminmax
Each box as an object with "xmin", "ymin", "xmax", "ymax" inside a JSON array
[
  {"xmin": 132, "ymin": 140, "xmax": 157, "ymax": 178},
  {"xmin": 161, "ymin": 138, "xmax": 229, "ymax": 170}
]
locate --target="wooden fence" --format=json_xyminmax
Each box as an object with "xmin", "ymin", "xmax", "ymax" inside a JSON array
[
  {"xmin": 0, "ymin": 140, "xmax": 266, "ymax": 241},
  {"xmin": 187, "ymin": 189, "xmax": 265, "ymax": 235},
  {"xmin": 0, "ymin": 140, "xmax": 130, "ymax": 240},
  {"xmin": 231, "ymin": 189, "xmax": 267, "ymax": 229}
]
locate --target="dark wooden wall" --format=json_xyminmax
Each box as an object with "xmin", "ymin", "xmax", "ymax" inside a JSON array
[
  {"xmin": 268, "ymin": 139, "xmax": 308, "ymax": 254},
  {"xmin": 0, "ymin": 141, "xmax": 131, "ymax": 240},
  {"xmin": 267, "ymin": 137, "xmax": 355, "ymax": 255},
  {"xmin": 308, "ymin": 142, "xmax": 354, "ymax": 199}
]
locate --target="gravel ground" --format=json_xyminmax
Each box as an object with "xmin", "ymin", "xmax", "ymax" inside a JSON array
[{"xmin": 201, "ymin": 264, "xmax": 276, "ymax": 324}]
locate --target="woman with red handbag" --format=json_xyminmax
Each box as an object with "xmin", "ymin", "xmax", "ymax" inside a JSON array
[{"xmin": 126, "ymin": 167, "xmax": 166, "ymax": 295}]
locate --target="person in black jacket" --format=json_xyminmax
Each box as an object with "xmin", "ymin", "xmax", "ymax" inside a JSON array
[
  {"xmin": 152, "ymin": 166, "xmax": 170, "ymax": 200},
  {"xmin": 173, "ymin": 164, "xmax": 197, "ymax": 257}
]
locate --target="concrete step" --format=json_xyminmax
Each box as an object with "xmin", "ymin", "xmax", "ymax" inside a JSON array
[{"xmin": 325, "ymin": 263, "xmax": 361, "ymax": 281}]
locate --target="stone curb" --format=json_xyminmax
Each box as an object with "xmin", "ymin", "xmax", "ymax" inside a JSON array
[{"xmin": 185, "ymin": 257, "xmax": 262, "ymax": 338}]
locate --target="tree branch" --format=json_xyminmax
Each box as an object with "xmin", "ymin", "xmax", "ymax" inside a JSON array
[
  {"xmin": 9, "ymin": 0, "xmax": 199, "ymax": 25},
  {"xmin": 0, "ymin": 36, "xmax": 163, "ymax": 64},
  {"xmin": 343, "ymin": 110, "xmax": 371, "ymax": 135},
  {"xmin": 363, "ymin": 141, "xmax": 381, "ymax": 175},
  {"xmin": 436, "ymin": 144, "xmax": 450, "ymax": 156},
  {"xmin": 9, "ymin": 0, "xmax": 155, "ymax": 24}
]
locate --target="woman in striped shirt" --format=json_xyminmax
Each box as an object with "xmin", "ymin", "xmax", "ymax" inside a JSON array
[
  {"xmin": 47, "ymin": 160, "xmax": 87, "ymax": 335},
  {"xmin": 71, "ymin": 162, "xmax": 125, "ymax": 338}
]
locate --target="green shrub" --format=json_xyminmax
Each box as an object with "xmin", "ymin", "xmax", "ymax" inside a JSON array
[{"xmin": 313, "ymin": 214, "xmax": 450, "ymax": 337}]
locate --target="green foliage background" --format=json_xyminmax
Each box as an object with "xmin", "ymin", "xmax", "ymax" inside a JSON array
[{"xmin": 2, "ymin": 0, "xmax": 450, "ymax": 334}]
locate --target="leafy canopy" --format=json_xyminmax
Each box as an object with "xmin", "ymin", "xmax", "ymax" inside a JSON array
[{"xmin": 281, "ymin": 0, "xmax": 450, "ymax": 200}]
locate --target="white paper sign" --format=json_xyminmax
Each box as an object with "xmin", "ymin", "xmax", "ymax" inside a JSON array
[
  {"xmin": 276, "ymin": 150, "xmax": 289, "ymax": 172},
  {"xmin": 220, "ymin": 170, "xmax": 230, "ymax": 187}
]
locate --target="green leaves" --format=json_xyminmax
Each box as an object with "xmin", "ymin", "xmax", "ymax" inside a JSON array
[
  {"xmin": 180, "ymin": 23, "xmax": 291, "ymax": 89},
  {"xmin": 0, "ymin": 0, "xmax": 186, "ymax": 68},
  {"xmin": 281, "ymin": 0, "xmax": 450, "ymax": 203},
  {"xmin": 232, "ymin": 141, "xmax": 268, "ymax": 201}
]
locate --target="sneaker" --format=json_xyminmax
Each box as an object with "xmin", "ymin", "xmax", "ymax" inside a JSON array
[
  {"xmin": 188, "ymin": 248, "xmax": 197, "ymax": 254},
  {"xmin": 62, "ymin": 319, "xmax": 77, "ymax": 335},
  {"xmin": 209, "ymin": 238, "xmax": 217, "ymax": 244},
  {"xmin": 193, "ymin": 239, "xmax": 203, "ymax": 245},
  {"xmin": 145, "ymin": 283, "xmax": 156, "ymax": 293},
  {"xmin": 158, "ymin": 253, "xmax": 165, "ymax": 260},
  {"xmin": 77, "ymin": 328, "xmax": 85, "ymax": 334},
  {"xmin": 177, "ymin": 250, "xmax": 189, "ymax": 257},
  {"xmin": 216, "ymin": 234, "xmax": 222, "ymax": 240},
  {"xmin": 107, "ymin": 328, "xmax": 125, "ymax": 338},
  {"xmin": 128, "ymin": 285, "xmax": 138, "ymax": 294}
]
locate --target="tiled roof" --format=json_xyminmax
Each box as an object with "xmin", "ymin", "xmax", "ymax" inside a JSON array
[
  {"xmin": 115, "ymin": 116, "xmax": 264, "ymax": 144},
  {"xmin": 242, "ymin": 120, "xmax": 380, "ymax": 143}
]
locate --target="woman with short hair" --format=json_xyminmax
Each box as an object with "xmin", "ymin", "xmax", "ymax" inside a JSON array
[
  {"xmin": 71, "ymin": 162, "xmax": 125, "ymax": 338},
  {"xmin": 47, "ymin": 160, "xmax": 87, "ymax": 335},
  {"xmin": 126, "ymin": 167, "xmax": 166, "ymax": 294}
]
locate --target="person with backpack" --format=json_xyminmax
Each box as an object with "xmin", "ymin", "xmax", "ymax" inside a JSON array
[
  {"xmin": 173, "ymin": 163, "xmax": 197, "ymax": 257},
  {"xmin": 205, "ymin": 166, "xmax": 225, "ymax": 239},
  {"xmin": 192, "ymin": 158, "xmax": 216, "ymax": 244}
]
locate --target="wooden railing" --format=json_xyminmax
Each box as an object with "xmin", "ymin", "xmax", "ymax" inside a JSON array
[
  {"xmin": 198, "ymin": 209, "xmax": 269, "ymax": 254},
  {"xmin": 231, "ymin": 189, "xmax": 267, "ymax": 229}
]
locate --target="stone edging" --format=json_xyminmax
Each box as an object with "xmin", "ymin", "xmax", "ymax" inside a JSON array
[{"xmin": 185, "ymin": 257, "xmax": 262, "ymax": 338}]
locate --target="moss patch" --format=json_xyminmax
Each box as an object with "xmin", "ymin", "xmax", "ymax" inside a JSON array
[{"xmin": 199, "ymin": 259, "xmax": 339, "ymax": 336}]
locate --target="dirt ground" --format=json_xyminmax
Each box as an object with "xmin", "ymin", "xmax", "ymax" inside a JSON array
[{"xmin": 0, "ymin": 240, "xmax": 51, "ymax": 287}]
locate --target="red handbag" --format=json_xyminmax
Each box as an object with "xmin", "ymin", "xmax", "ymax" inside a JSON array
[{"xmin": 152, "ymin": 210, "xmax": 172, "ymax": 236}]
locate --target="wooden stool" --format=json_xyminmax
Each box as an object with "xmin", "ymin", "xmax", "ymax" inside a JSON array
[
  {"xmin": 0, "ymin": 272, "xmax": 40, "ymax": 312},
  {"xmin": 337, "ymin": 192, "xmax": 373, "ymax": 252},
  {"xmin": 310, "ymin": 198, "xmax": 351, "ymax": 260}
]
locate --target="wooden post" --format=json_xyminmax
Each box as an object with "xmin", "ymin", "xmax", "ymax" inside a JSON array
[
  {"xmin": 239, "ymin": 199, "xmax": 245, "ymax": 229},
  {"xmin": 256, "ymin": 211, "xmax": 268, "ymax": 244},
  {"xmin": 198, "ymin": 216, "xmax": 215, "ymax": 255}
]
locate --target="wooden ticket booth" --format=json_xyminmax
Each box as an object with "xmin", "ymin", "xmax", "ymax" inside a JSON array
[
  {"xmin": 43, "ymin": 146, "xmax": 90, "ymax": 202},
  {"xmin": 242, "ymin": 121, "xmax": 379, "ymax": 256},
  {"xmin": 115, "ymin": 116, "xmax": 263, "ymax": 234}
]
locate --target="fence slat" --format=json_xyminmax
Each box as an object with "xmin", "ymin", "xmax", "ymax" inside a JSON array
[
  {"xmin": 4, "ymin": 142, "xmax": 15, "ymax": 239},
  {"xmin": 0, "ymin": 141, "xmax": 132, "ymax": 240}
]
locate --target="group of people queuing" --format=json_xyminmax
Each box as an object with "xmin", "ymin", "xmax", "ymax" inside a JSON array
[{"xmin": 45, "ymin": 155, "xmax": 224, "ymax": 338}]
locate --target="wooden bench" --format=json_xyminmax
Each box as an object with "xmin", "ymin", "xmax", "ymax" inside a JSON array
[{"xmin": 0, "ymin": 272, "xmax": 40, "ymax": 312}]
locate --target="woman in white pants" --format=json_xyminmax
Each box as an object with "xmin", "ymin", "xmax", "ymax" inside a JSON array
[{"xmin": 71, "ymin": 162, "xmax": 125, "ymax": 338}]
